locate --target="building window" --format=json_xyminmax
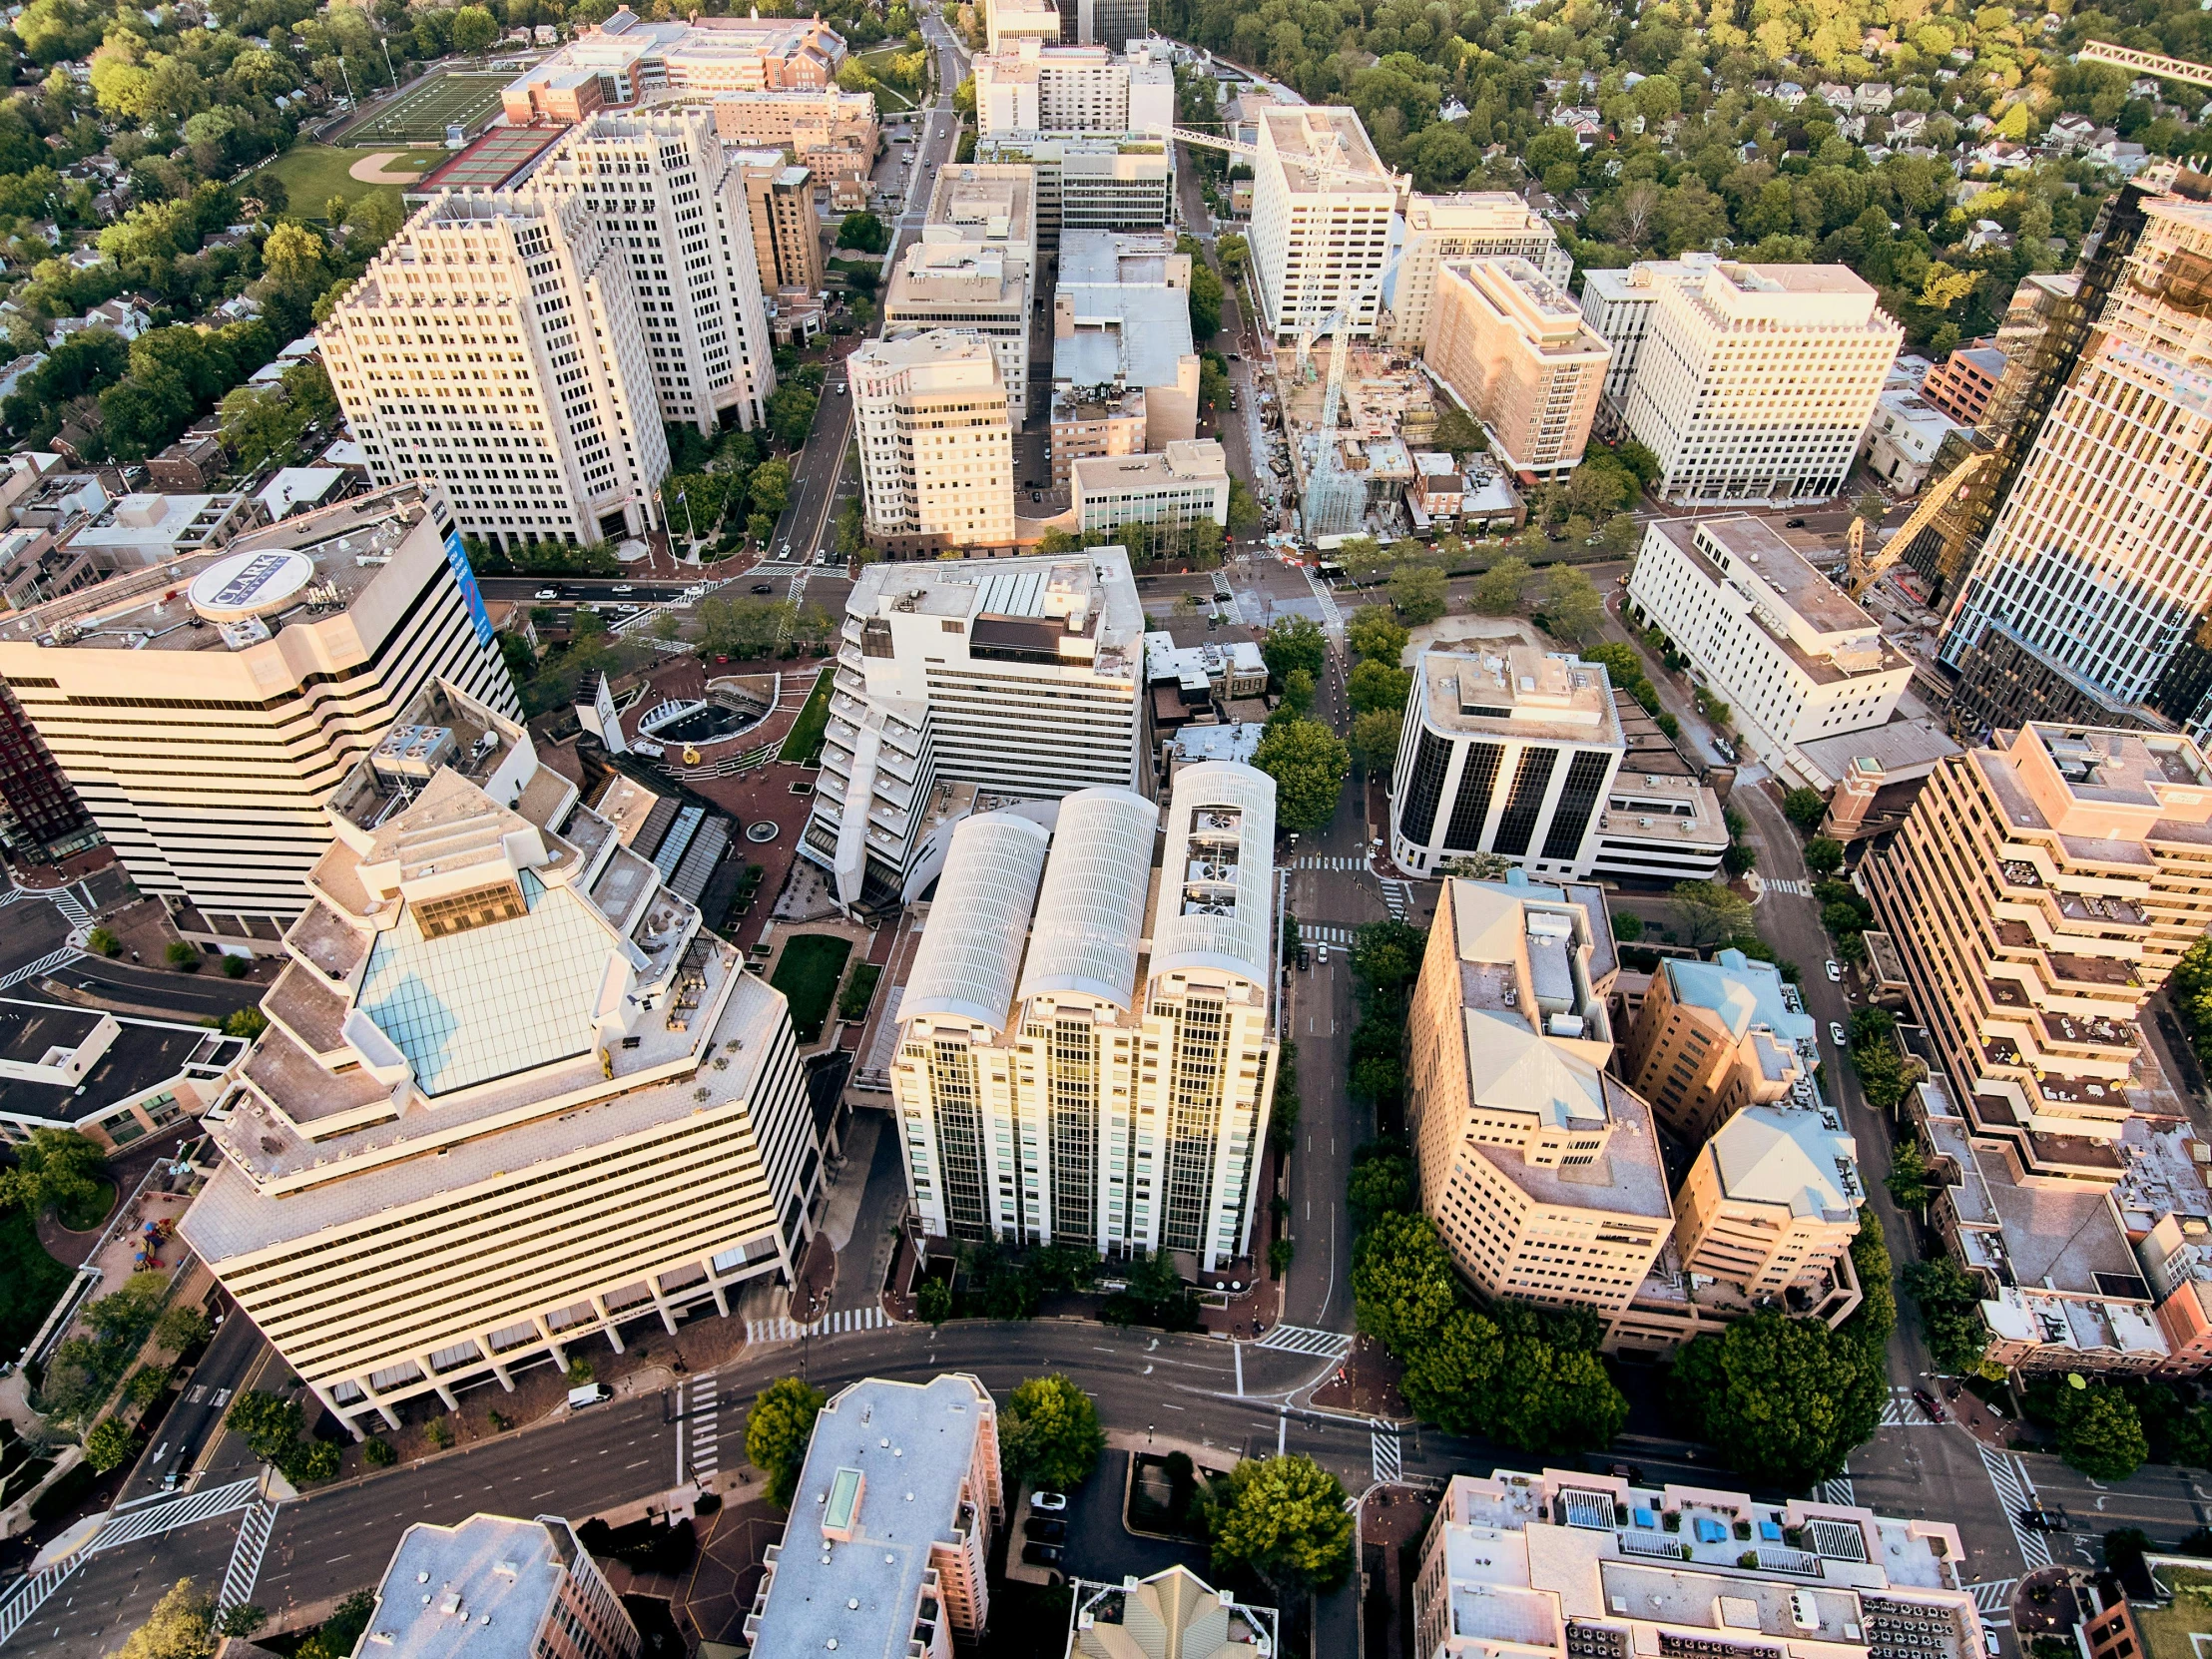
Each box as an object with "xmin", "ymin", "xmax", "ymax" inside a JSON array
[
  {"xmin": 102, "ymin": 1110, "xmax": 147, "ymax": 1146},
  {"xmin": 1443, "ymin": 741, "xmax": 1505, "ymax": 851},
  {"xmin": 1399, "ymin": 730, "xmax": 1451, "ymax": 843},
  {"xmin": 1492, "ymin": 748, "xmax": 1560, "ymax": 857}
]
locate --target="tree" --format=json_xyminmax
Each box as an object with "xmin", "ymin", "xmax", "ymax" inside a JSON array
[
  {"xmin": 1902, "ymin": 1259, "xmax": 1994, "ymax": 1377},
  {"xmin": 1003, "ymin": 1374, "xmax": 1105, "ymax": 1491},
  {"xmin": 1670, "ymin": 881, "xmax": 1755, "ymax": 950},
  {"xmin": 1260, "ymin": 614, "xmax": 1326, "ymax": 684},
  {"xmin": 223, "ymin": 1007, "xmax": 269, "ymax": 1040},
  {"xmin": 225, "ymin": 1389, "xmax": 303, "ymax": 1464},
  {"xmin": 1885, "ymin": 1139, "xmax": 1936, "ymax": 1210},
  {"xmin": 1388, "ymin": 563, "xmax": 1447, "ymax": 624},
  {"xmin": 165, "ymin": 940, "xmax": 200, "ymax": 970},
  {"xmin": 1347, "ymin": 1147, "xmax": 1412, "ymax": 1228},
  {"xmin": 836, "ymin": 211, "xmax": 889, "ymax": 254},
  {"xmin": 1351, "ymin": 707, "xmax": 1402, "ymax": 773},
  {"xmin": 294, "ymin": 1592, "xmax": 375, "ymax": 1659},
  {"xmin": 917, "ymin": 1277, "xmax": 952, "ymax": 1324},
  {"xmin": 1352, "ymin": 1211, "xmax": 1461, "ymax": 1354},
  {"xmin": 215, "ymin": 1606, "xmax": 268, "ymax": 1640},
  {"xmin": 87, "ymin": 926, "xmax": 120, "ymax": 957},
  {"xmin": 1204, "ymin": 1453, "xmax": 1354, "ymax": 1591},
  {"xmin": 746, "ymin": 1377, "xmax": 828, "ymax": 1508},
  {"xmin": 156, "ymin": 1305, "xmax": 211, "ymax": 1353},
  {"xmin": 117, "ymin": 1581, "xmax": 213, "ymax": 1659},
  {"xmin": 1350, "ymin": 919, "xmax": 1425, "ymax": 999},
  {"xmin": 1185, "ymin": 251, "xmax": 1224, "ymax": 340},
  {"xmin": 1253, "ymin": 719, "xmax": 1349, "ymax": 834},
  {"xmin": 449, "ymin": 4, "xmax": 499, "ymax": 53},
  {"xmin": 1538, "ymin": 567, "xmax": 1604, "ymax": 644},
  {"xmin": 1345, "ymin": 607, "xmax": 1408, "ymax": 664},
  {"xmin": 1472, "ymin": 556, "xmax": 1531, "ymax": 615},
  {"xmin": 1805, "ymin": 837, "xmax": 1845, "ymax": 875},
  {"xmin": 1347, "ymin": 659, "xmax": 1411, "ymax": 716},
  {"xmin": 1670, "ymin": 1308, "xmax": 1884, "ymax": 1487},
  {"xmin": 1782, "ymin": 787, "xmax": 1829, "ymax": 833},
  {"xmin": 84, "ymin": 1417, "xmax": 137, "ymax": 1472},
  {"xmin": 2056, "ymin": 1384, "xmax": 2150, "ymax": 1482},
  {"xmin": 219, "ymin": 384, "xmax": 309, "ymax": 471},
  {"xmin": 0, "ymin": 1128, "xmax": 107, "ymax": 1223}
]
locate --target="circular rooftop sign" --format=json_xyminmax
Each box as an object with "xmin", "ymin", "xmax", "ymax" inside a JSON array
[{"xmin": 189, "ymin": 549, "xmax": 315, "ymax": 623}]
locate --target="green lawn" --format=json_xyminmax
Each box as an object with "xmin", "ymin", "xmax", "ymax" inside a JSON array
[
  {"xmin": 855, "ymin": 47, "xmax": 918, "ymax": 111},
  {"xmin": 837, "ymin": 961, "xmax": 882, "ymax": 1022},
  {"xmin": 255, "ymin": 142, "xmax": 445, "ymax": 223},
  {"xmin": 772, "ymin": 934, "xmax": 853, "ymax": 1044},
  {"xmin": 0, "ymin": 1206, "xmax": 74, "ymax": 1358},
  {"xmin": 779, "ymin": 667, "xmax": 833, "ymax": 765},
  {"xmin": 346, "ymin": 71, "xmax": 511, "ymax": 146}
]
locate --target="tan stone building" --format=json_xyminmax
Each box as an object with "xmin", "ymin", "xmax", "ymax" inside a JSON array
[
  {"xmin": 1423, "ymin": 257, "xmax": 1610, "ymax": 482},
  {"xmin": 850, "ymin": 331, "xmax": 1016, "ymax": 556},
  {"xmin": 1866, "ymin": 722, "xmax": 2212, "ymax": 1182},
  {"xmin": 1673, "ymin": 1105, "xmax": 1863, "ymax": 1306},
  {"xmin": 734, "ymin": 150, "xmax": 824, "ymax": 299},
  {"xmin": 1406, "ymin": 875, "xmax": 1674, "ymax": 1321},
  {"xmin": 1621, "ymin": 947, "xmax": 1817, "ymax": 1145},
  {"xmin": 711, "ymin": 88, "xmax": 878, "ymax": 182}
]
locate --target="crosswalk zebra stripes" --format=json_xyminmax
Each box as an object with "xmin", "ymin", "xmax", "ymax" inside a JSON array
[
  {"xmin": 1303, "ymin": 565, "xmax": 1345, "ymax": 647},
  {"xmin": 1764, "ymin": 877, "xmax": 1813, "ymax": 897},
  {"xmin": 1879, "ymin": 1385, "xmax": 1945, "ymax": 1426},
  {"xmin": 1967, "ymin": 1580, "xmax": 2017, "ymax": 1621},
  {"xmin": 0, "ymin": 1477, "xmax": 266, "ymax": 1645},
  {"xmin": 745, "ymin": 1305, "xmax": 888, "ymax": 1345},
  {"xmin": 1290, "ymin": 856, "xmax": 1368, "ymax": 870},
  {"xmin": 0, "ymin": 946, "xmax": 80, "ymax": 992},
  {"xmin": 48, "ymin": 887, "xmax": 89, "ymax": 927},
  {"xmin": 1815, "ymin": 1472, "xmax": 1855, "ymax": 1506},
  {"xmin": 1371, "ymin": 1424, "xmax": 1402, "ymax": 1484},
  {"xmin": 1253, "ymin": 1324, "xmax": 1354, "ymax": 1360},
  {"xmin": 216, "ymin": 1500, "xmax": 277, "ymax": 1616},
  {"xmin": 0, "ymin": 1555, "xmax": 82, "ymax": 1646},
  {"xmin": 1380, "ymin": 878, "xmax": 1412, "ymax": 921},
  {"xmin": 1977, "ymin": 1443, "xmax": 2052, "ymax": 1571},
  {"xmin": 1298, "ymin": 924, "xmax": 1354, "ymax": 947},
  {"xmin": 680, "ymin": 1373, "xmax": 721, "ymax": 1485}
]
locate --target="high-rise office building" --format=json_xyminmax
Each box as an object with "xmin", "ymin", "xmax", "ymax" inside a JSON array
[
  {"xmin": 1671, "ymin": 1105, "xmax": 1864, "ymax": 1311},
  {"xmin": 973, "ymin": 133, "xmax": 1172, "ymax": 240},
  {"xmin": 1387, "ymin": 193, "xmax": 1570, "ymax": 348},
  {"xmin": 972, "ymin": 40, "xmax": 1173, "ymax": 137},
  {"xmin": 0, "ymin": 485, "xmax": 513, "ymax": 934},
  {"xmin": 1576, "ymin": 256, "xmax": 1709, "ymax": 438},
  {"xmin": 1248, "ymin": 107, "xmax": 1397, "ymax": 342},
  {"xmin": 885, "ymin": 245, "xmax": 1034, "ymax": 420},
  {"xmin": 1050, "ymin": 0, "xmax": 1148, "ymax": 48},
  {"xmin": 891, "ymin": 764, "xmax": 1281, "ymax": 1270},
  {"xmin": 1620, "ymin": 949, "xmax": 1818, "ymax": 1146},
  {"xmin": 177, "ymin": 679, "xmax": 819, "ymax": 1432},
  {"xmin": 735, "ymin": 150, "xmax": 827, "ymax": 299},
  {"xmin": 1422, "ymin": 257, "xmax": 1609, "ymax": 481},
  {"xmin": 1619, "ymin": 262, "xmax": 1902, "ymax": 504},
  {"xmin": 986, "ymin": 0, "xmax": 1063, "ymax": 53},
  {"xmin": 1388, "ymin": 643, "xmax": 1729, "ymax": 883},
  {"xmin": 802, "ymin": 550, "xmax": 1144, "ymax": 909},
  {"xmin": 319, "ymin": 193, "xmax": 671, "ymax": 549},
  {"xmin": 0, "ymin": 678, "xmax": 93, "ymax": 861},
  {"xmin": 849, "ymin": 331, "xmax": 1017, "ymax": 557},
  {"xmin": 1940, "ymin": 192, "xmax": 2212, "ymax": 738},
  {"xmin": 530, "ymin": 109, "xmax": 776, "ymax": 434},
  {"xmin": 1405, "ymin": 875, "xmax": 1675, "ymax": 1325},
  {"xmin": 363, "ymin": 1514, "xmax": 640, "ymax": 1659}
]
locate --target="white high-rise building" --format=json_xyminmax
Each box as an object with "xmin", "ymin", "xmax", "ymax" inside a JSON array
[
  {"xmin": 1576, "ymin": 256, "xmax": 1710, "ymax": 437},
  {"xmin": 1249, "ymin": 106, "xmax": 1398, "ymax": 342},
  {"xmin": 972, "ymin": 40, "xmax": 1173, "ymax": 138},
  {"xmin": 319, "ymin": 192, "xmax": 672, "ymax": 550},
  {"xmin": 530, "ymin": 109, "xmax": 776, "ymax": 434},
  {"xmin": 986, "ymin": 0, "xmax": 1062, "ymax": 53},
  {"xmin": 884, "ymin": 244, "xmax": 1033, "ymax": 420},
  {"xmin": 1939, "ymin": 192, "xmax": 2212, "ymax": 720},
  {"xmin": 1387, "ymin": 193, "xmax": 1571, "ymax": 349},
  {"xmin": 802, "ymin": 550, "xmax": 1145, "ymax": 909},
  {"xmin": 0, "ymin": 484, "xmax": 514, "ymax": 933},
  {"xmin": 178, "ymin": 681, "xmax": 819, "ymax": 1433},
  {"xmin": 891, "ymin": 763, "xmax": 1281, "ymax": 1271},
  {"xmin": 850, "ymin": 331, "xmax": 1017, "ymax": 557},
  {"xmin": 1619, "ymin": 261, "xmax": 1902, "ymax": 505}
]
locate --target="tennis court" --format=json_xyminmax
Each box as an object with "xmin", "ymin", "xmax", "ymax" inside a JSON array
[{"xmin": 345, "ymin": 72, "xmax": 511, "ymax": 147}]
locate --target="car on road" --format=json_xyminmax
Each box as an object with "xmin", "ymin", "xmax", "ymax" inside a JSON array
[
  {"xmin": 1830, "ymin": 1021, "xmax": 1847, "ymax": 1046},
  {"xmin": 1912, "ymin": 1388, "xmax": 1945, "ymax": 1422},
  {"xmin": 1785, "ymin": 517, "xmax": 1807, "ymax": 528},
  {"xmin": 1025, "ymin": 1517, "xmax": 1068, "ymax": 1542},
  {"xmin": 1317, "ymin": 944, "xmax": 1330, "ymax": 965},
  {"xmin": 1030, "ymin": 1490, "xmax": 1068, "ymax": 1512},
  {"xmin": 1021, "ymin": 1542, "xmax": 1063, "ymax": 1567},
  {"xmin": 1825, "ymin": 959, "xmax": 1841, "ymax": 982},
  {"xmin": 161, "ymin": 1462, "xmax": 185, "ymax": 1492},
  {"xmin": 534, "ymin": 588, "xmax": 559, "ymax": 599},
  {"xmin": 610, "ymin": 584, "xmax": 636, "ymax": 595},
  {"xmin": 751, "ymin": 582, "xmax": 774, "ymax": 594}
]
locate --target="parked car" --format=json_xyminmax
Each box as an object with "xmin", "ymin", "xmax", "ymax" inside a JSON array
[
  {"xmin": 610, "ymin": 584, "xmax": 636, "ymax": 595},
  {"xmin": 1830, "ymin": 1021, "xmax": 1847, "ymax": 1046},
  {"xmin": 1912, "ymin": 1388, "xmax": 1946, "ymax": 1422},
  {"xmin": 752, "ymin": 582, "xmax": 774, "ymax": 594},
  {"xmin": 534, "ymin": 587, "xmax": 559, "ymax": 599},
  {"xmin": 1025, "ymin": 1517, "xmax": 1068, "ymax": 1542},
  {"xmin": 1825, "ymin": 959, "xmax": 1841, "ymax": 982},
  {"xmin": 1021, "ymin": 1542, "xmax": 1063, "ymax": 1567},
  {"xmin": 1785, "ymin": 517, "xmax": 1807, "ymax": 528},
  {"xmin": 1030, "ymin": 1490, "xmax": 1068, "ymax": 1513},
  {"xmin": 1317, "ymin": 944, "xmax": 1330, "ymax": 965}
]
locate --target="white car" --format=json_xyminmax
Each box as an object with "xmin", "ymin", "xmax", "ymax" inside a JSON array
[
  {"xmin": 1824, "ymin": 959, "xmax": 1841, "ymax": 982},
  {"xmin": 1317, "ymin": 944, "xmax": 1330, "ymax": 965},
  {"xmin": 534, "ymin": 588, "xmax": 559, "ymax": 599},
  {"xmin": 1031, "ymin": 1490, "xmax": 1068, "ymax": 1513},
  {"xmin": 610, "ymin": 584, "xmax": 636, "ymax": 595},
  {"xmin": 1830, "ymin": 1021, "xmax": 1847, "ymax": 1046}
]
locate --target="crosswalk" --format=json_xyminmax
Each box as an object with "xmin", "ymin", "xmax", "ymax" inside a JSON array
[
  {"xmin": 1210, "ymin": 572, "xmax": 1245, "ymax": 628},
  {"xmin": 217, "ymin": 1499, "xmax": 277, "ymax": 1616},
  {"xmin": 1764, "ymin": 877, "xmax": 1813, "ymax": 897},
  {"xmin": 745, "ymin": 1305, "xmax": 889, "ymax": 1345},
  {"xmin": 49, "ymin": 886, "xmax": 89, "ymax": 928},
  {"xmin": 1380, "ymin": 878, "xmax": 1412, "ymax": 921},
  {"xmin": 1370, "ymin": 1423, "xmax": 1401, "ymax": 1484},
  {"xmin": 0, "ymin": 946, "xmax": 80, "ymax": 992},
  {"xmin": 1303, "ymin": 565, "xmax": 1345, "ymax": 648},
  {"xmin": 1289, "ymin": 855, "xmax": 1367, "ymax": 871},
  {"xmin": 680, "ymin": 1373, "xmax": 722, "ymax": 1485},
  {"xmin": 1253, "ymin": 1324, "xmax": 1354, "ymax": 1360},
  {"xmin": 1967, "ymin": 1579, "xmax": 2017, "ymax": 1623},
  {"xmin": 1815, "ymin": 1472, "xmax": 1855, "ymax": 1506},
  {"xmin": 1879, "ymin": 1385, "xmax": 1945, "ymax": 1426},
  {"xmin": 0, "ymin": 1477, "xmax": 266, "ymax": 1642},
  {"xmin": 1977, "ymin": 1442, "xmax": 2052, "ymax": 1571},
  {"xmin": 1298, "ymin": 924, "xmax": 1354, "ymax": 947},
  {"xmin": 0, "ymin": 1554, "xmax": 83, "ymax": 1646}
]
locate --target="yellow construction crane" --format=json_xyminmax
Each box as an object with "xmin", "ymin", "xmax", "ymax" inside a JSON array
[
  {"xmin": 2077, "ymin": 39, "xmax": 2212, "ymax": 90},
  {"xmin": 1845, "ymin": 451, "xmax": 1994, "ymax": 599}
]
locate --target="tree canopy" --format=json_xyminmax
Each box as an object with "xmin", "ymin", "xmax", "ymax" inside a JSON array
[
  {"xmin": 1003, "ymin": 1373, "xmax": 1106, "ymax": 1492},
  {"xmin": 1253, "ymin": 717, "xmax": 1350, "ymax": 833},
  {"xmin": 1204, "ymin": 1453, "xmax": 1355, "ymax": 1591},
  {"xmin": 1260, "ymin": 614, "xmax": 1328, "ymax": 683},
  {"xmin": 1669, "ymin": 1308, "xmax": 1886, "ymax": 1488},
  {"xmin": 746, "ymin": 1377, "xmax": 828, "ymax": 1508}
]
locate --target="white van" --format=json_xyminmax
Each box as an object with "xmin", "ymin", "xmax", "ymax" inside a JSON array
[{"xmin": 568, "ymin": 1383, "xmax": 614, "ymax": 1409}]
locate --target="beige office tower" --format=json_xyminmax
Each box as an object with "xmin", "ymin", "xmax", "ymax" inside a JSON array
[
  {"xmin": 1405, "ymin": 875, "xmax": 1674, "ymax": 1327},
  {"xmin": 1387, "ymin": 193, "xmax": 1571, "ymax": 348},
  {"xmin": 1671, "ymin": 1106, "xmax": 1864, "ymax": 1312},
  {"xmin": 530, "ymin": 110, "xmax": 776, "ymax": 434},
  {"xmin": 971, "ymin": 40, "xmax": 1174, "ymax": 138},
  {"xmin": 319, "ymin": 193, "xmax": 671, "ymax": 550},
  {"xmin": 735, "ymin": 150, "xmax": 827, "ymax": 298},
  {"xmin": 1620, "ymin": 948, "xmax": 1816, "ymax": 1146},
  {"xmin": 1620, "ymin": 261, "xmax": 1902, "ymax": 505},
  {"xmin": 885, "ymin": 244, "xmax": 1033, "ymax": 420},
  {"xmin": 1866, "ymin": 722, "xmax": 2212, "ymax": 1181},
  {"xmin": 1248, "ymin": 106, "xmax": 1397, "ymax": 341},
  {"xmin": 1422, "ymin": 257, "xmax": 1609, "ymax": 481},
  {"xmin": 0, "ymin": 484, "xmax": 513, "ymax": 931},
  {"xmin": 891, "ymin": 764, "xmax": 1281, "ymax": 1272},
  {"xmin": 850, "ymin": 331, "xmax": 1016, "ymax": 557},
  {"xmin": 177, "ymin": 679, "xmax": 819, "ymax": 1433}
]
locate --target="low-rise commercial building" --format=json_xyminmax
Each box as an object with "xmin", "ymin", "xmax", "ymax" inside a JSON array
[
  {"xmin": 1626, "ymin": 516, "xmax": 1913, "ymax": 780},
  {"xmin": 1621, "ymin": 949, "xmax": 1817, "ymax": 1146},
  {"xmin": 746, "ymin": 1375, "xmax": 1001, "ymax": 1658},
  {"xmin": 1423, "ymin": 258, "xmax": 1609, "ymax": 481},
  {"xmin": 976, "ymin": 134, "xmax": 1173, "ymax": 239},
  {"xmin": 0, "ymin": 999, "xmax": 248, "ymax": 1150},
  {"xmin": 65, "ymin": 492, "xmax": 264, "ymax": 565},
  {"xmin": 501, "ymin": 11, "xmax": 844, "ymax": 123},
  {"xmin": 1050, "ymin": 231, "xmax": 1198, "ymax": 478},
  {"xmin": 1920, "ymin": 342, "xmax": 2008, "ymax": 426},
  {"xmin": 712, "ymin": 87, "xmax": 878, "ymax": 181},
  {"xmin": 361, "ymin": 1513, "xmax": 638, "ymax": 1659},
  {"xmin": 1862, "ymin": 386, "xmax": 1964, "ymax": 493},
  {"xmin": 1415, "ymin": 1466, "xmax": 1983, "ymax": 1659},
  {"xmin": 1072, "ymin": 441, "xmax": 1230, "ymax": 547}
]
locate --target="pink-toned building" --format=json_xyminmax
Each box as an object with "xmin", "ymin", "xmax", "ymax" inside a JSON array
[{"xmin": 1423, "ymin": 257, "xmax": 1610, "ymax": 482}]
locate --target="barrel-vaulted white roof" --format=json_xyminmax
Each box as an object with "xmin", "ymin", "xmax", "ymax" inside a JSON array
[
  {"xmin": 901, "ymin": 812, "xmax": 1050, "ymax": 1032},
  {"xmin": 1016, "ymin": 787, "xmax": 1158, "ymax": 1009},
  {"xmin": 1148, "ymin": 761, "xmax": 1278, "ymax": 988}
]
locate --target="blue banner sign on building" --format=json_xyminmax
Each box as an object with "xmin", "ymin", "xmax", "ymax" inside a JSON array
[{"xmin": 443, "ymin": 527, "xmax": 496, "ymax": 649}]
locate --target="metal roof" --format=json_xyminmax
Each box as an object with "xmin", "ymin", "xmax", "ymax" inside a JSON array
[
  {"xmin": 1148, "ymin": 762, "xmax": 1277, "ymax": 988},
  {"xmin": 901, "ymin": 813, "xmax": 1050, "ymax": 1032},
  {"xmin": 1016, "ymin": 788, "xmax": 1156, "ymax": 1009}
]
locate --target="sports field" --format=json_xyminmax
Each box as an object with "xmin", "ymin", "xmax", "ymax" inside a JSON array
[
  {"xmin": 257, "ymin": 142, "xmax": 444, "ymax": 221},
  {"xmin": 345, "ymin": 71, "xmax": 510, "ymax": 146}
]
